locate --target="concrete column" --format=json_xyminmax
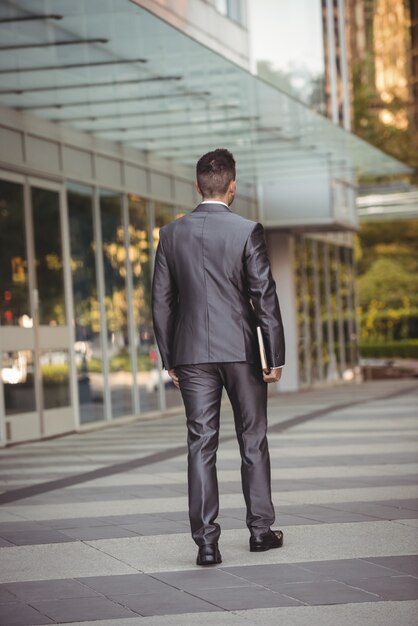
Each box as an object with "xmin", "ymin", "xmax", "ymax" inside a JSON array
[{"xmin": 266, "ymin": 231, "xmax": 299, "ymax": 392}]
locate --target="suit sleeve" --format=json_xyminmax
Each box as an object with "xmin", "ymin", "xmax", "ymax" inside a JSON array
[
  {"xmin": 151, "ymin": 230, "xmax": 178, "ymax": 370},
  {"xmin": 244, "ymin": 222, "xmax": 285, "ymax": 369}
]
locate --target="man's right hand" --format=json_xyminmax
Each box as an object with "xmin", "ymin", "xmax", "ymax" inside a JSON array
[{"xmin": 263, "ymin": 368, "xmax": 283, "ymax": 383}]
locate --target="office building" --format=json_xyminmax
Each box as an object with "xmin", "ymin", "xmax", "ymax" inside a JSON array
[{"xmin": 0, "ymin": 0, "xmax": 410, "ymax": 444}]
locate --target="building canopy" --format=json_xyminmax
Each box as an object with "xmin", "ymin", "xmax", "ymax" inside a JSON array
[{"xmin": 0, "ymin": 0, "xmax": 412, "ymax": 185}]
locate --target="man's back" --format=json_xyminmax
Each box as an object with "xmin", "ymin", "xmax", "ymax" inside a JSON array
[
  {"xmin": 151, "ymin": 148, "xmax": 285, "ymax": 565},
  {"xmin": 152, "ymin": 202, "xmax": 285, "ymax": 369}
]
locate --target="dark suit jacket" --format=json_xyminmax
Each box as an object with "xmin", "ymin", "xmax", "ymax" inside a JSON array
[{"xmin": 151, "ymin": 202, "xmax": 285, "ymax": 370}]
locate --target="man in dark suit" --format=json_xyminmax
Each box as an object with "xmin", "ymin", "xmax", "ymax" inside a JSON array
[{"xmin": 152, "ymin": 149, "xmax": 285, "ymax": 566}]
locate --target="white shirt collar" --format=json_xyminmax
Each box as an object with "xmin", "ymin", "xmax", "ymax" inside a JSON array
[{"xmin": 200, "ymin": 200, "xmax": 229, "ymax": 207}]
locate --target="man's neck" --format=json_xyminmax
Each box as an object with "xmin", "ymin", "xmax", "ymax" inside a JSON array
[{"xmin": 201, "ymin": 198, "xmax": 228, "ymax": 205}]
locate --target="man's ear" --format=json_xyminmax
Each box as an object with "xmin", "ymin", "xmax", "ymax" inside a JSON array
[
  {"xmin": 230, "ymin": 179, "xmax": 236, "ymax": 195},
  {"xmin": 196, "ymin": 182, "xmax": 203, "ymax": 197}
]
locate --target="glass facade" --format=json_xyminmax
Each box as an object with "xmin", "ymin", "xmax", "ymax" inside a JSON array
[
  {"xmin": 67, "ymin": 183, "xmax": 106, "ymax": 424},
  {"xmin": 0, "ymin": 180, "xmax": 30, "ymax": 327},
  {"xmin": 100, "ymin": 190, "xmax": 134, "ymax": 419},
  {"xmin": 31, "ymin": 187, "xmax": 66, "ymax": 326},
  {"xmin": 65, "ymin": 185, "xmax": 191, "ymax": 425},
  {"xmin": 154, "ymin": 203, "xmax": 187, "ymax": 409},
  {"xmin": 128, "ymin": 195, "xmax": 159, "ymax": 413},
  {"xmin": 40, "ymin": 350, "xmax": 71, "ymax": 410},
  {"xmin": 295, "ymin": 234, "xmax": 358, "ymax": 386},
  {"xmin": 0, "ymin": 162, "xmax": 362, "ymax": 444},
  {"xmin": 2, "ymin": 350, "xmax": 36, "ymax": 415}
]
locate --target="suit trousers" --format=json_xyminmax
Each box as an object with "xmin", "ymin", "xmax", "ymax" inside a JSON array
[{"xmin": 176, "ymin": 361, "xmax": 275, "ymax": 546}]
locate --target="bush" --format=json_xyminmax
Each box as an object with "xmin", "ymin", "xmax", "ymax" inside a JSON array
[{"xmin": 359, "ymin": 339, "xmax": 418, "ymax": 359}]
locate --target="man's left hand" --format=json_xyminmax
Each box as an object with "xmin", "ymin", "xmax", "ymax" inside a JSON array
[
  {"xmin": 168, "ymin": 368, "xmax": 180, "ymax": 389},
  {"xmin": 263, "ymin": 368, "xmax": 283, "ymax": 383}
]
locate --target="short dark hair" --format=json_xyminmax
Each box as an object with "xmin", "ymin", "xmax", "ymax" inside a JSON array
[{"xmin": 196, "ymin": 149, "xmax": 236, "ymax": 198}]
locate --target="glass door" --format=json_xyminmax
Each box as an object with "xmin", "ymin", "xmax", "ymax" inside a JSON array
[{"xmin": 0, "ymin": 172, "xmax": 77, "ymax": 444}]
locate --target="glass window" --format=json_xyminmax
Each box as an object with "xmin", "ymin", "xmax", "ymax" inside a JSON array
[
  {"xmin": 128, "ymin": 195, "xmax": 159, "ymax": 413},
  {"xmin": 41, "ymin": 350, "xmax": 70, "ymax": 409},
  {"xmin": 100, "ymin": 190, "xmax": 133, "ymax": 418},
  {"xmin": 67, "ymin": 183, "xmax": 105, "ymax": 424},
  {"xmin": 31, "ymin": 187, "xmax": 66, "ymax": 326},
  {"xmin": 0, "ymin": 179, "xmax": 31, "ymax": 327},
  {"xmin": 154, "ymin": 202, "xmax": 186, "ymax": 409},
  {"xmin": 294, "ymin": 236, "xmax": 311, "ymax": 386},
  {"xmin": 2, "ymin": 350, "xmax": 36, "ymax": 415}
]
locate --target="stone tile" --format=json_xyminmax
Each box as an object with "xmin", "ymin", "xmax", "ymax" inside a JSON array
[
  {"xmin": 274, "ymin": 514, "xmax": 322, "ymax": 526},
  {"xmin": 0, "ymin": 602, "xmax": 54, "ymax": 625},
  {"xmin": 0, "ymin": 537, "xmax": 15, "ymax": 547},
  {"xmin": 291, "ymin": 506, "xmax": 379, "ymax": 524},
  {"xmin": 4, "ymin": 578, "xmax": 101, "ymax": 602},
  {"xmin": 363, "ymin": 555, "xmax": 418, "ymax": 576},
  {"xmin": 76, "ymin": 573, "xmax": 173, "ymax": 595},
  {"xmin": 61, "ymin": 526, "xmax": 140, "ymax": 540},
  {"xmin": 347, "ymin": 575, "xmax": 418, "ymax": 601},
  {"xmin": 276, "ymin": 580, "xmax": 380, "ymax": 605},
  {"xmin": 0, "ymin": 529, "xmax": 75, "ymax": 546},
  {"xmin": 120, "ymin": 521, "xmax": 189, "ymax": 535},
  {"xmin": 0, "ymin": 521, "xmax": 45, "ymax": 532},
  {"xmin": 109, "ymin": 590, "xmax": 222, "ymax": 616},
  {"xmin": 0, "ymin": 540, "xmax": 137, "ymax": 583},
  {"xmin": 222, "ymin": 563, "xmax": 327, "ymax": 586},
  {"xmin": 296, "ymin": 558, "xmax": 401, "ymax": 581},
  {"xmin": 152, "ymin": 569, "xmax": 252, "ymax": 591},
  {"xmin": 39, "ymin": 516, "xmax": 116, "ymax": 529},
  {"xmin": 326, "ymin": 502, "xmax": 418, "ymax": 520},
  {"xmin": 191, "ymin": 585, "xmax": 302, "ymax": 610},
  {"xmin": 382, "ymin": 499, "xmax": 418, "ymax": 511},
  {"xmin": 158, "ymin": 511, "xmax": 190, "ymax": 523},
  {"xmin": 0, "ymin": 586, "xmax": 18, "ymax": 603},
  {"xmin": 31, "ymin": 595, "xmax": 138, "ymax": 622}
]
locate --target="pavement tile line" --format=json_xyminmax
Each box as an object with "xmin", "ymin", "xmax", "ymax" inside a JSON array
[{"xmin": 0, "ymin": 383, "xmax": 416, "ymax": 506}]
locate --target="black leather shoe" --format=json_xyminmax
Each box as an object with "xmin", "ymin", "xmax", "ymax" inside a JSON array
[
  {"xmin": 249, "ymin": 529, "xmax": 284, "ymax": 552},
  {"xmin": 196, "ymin": 543, "xmax": 222, "ymax": 566}
]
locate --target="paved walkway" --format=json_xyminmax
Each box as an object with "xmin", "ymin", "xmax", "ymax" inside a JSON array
[{"xmin": 0, "ymin": 379, "xmax": 417, "ymax": 625}]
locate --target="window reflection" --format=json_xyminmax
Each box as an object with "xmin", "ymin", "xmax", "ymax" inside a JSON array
[
  {"xmin": 154, "ymin": 202, "xmax": 186, "ymax": 409},
  {"xmin": 68, "ymin": 183, "xmax": 105, "ymax": 424},
  {"xmin": 32, "ymin": 187, "xmax": 66, "ymax": 326},
  {"xmin": 2, "ymin": 350, "xmax": 36, "ymax": 415},
  {"xmin": 0, "ymin": 179, "xmax": 30, "ymax": 327},
  {"xmin": 128, "ymin": 195, "xmax": 160, "ymax": 412},
  {"xmin": 100, "ymin": 190, "xmax": 133, "ymax": 418},
  {"xmin": 295, "ymin": 235, "xmax": 358, "ymax": 387},
  {"xmin": 41, "ymin": 350, "xmax": 70, "ymax": 409}
]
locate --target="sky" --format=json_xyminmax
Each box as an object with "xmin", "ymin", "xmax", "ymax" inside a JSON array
[{"xmin": 247, "ymin": 0, "xmax": 325, "ymax": 76}]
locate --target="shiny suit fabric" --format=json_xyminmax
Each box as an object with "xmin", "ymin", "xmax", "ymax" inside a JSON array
[
  {"xmin": 151, "ymin": 202, "xmax": 285, "ymax": 545},
  {"xmin": 151, "ymin": 203, "xmax": 285, "ymax": 371},
  {"xmin": 176, "ymin": 361, "xmax": 275, "ymax": 546}
]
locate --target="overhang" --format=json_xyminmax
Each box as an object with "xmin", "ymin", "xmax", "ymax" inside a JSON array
[{"xmin": 0, "ymin": 0, "xmax": 412, "ymax": 189}]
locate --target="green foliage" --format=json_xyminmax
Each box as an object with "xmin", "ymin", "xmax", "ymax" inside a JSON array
[
  {"xmin": 359, "ymin": 339, "xmax": 418, "ymax": 359},
  {"xmin": 357, "ymin": 219, "xmax": 418, "ymax": 342},
  {"xmin": 41, "ymin": 364, "xmax": 69, "ymax": 384},
  {"xmin": 357, "ymin": 258, "xmax": 418, "ymax": 309},
  {"xmin": 83, "ymin": 352, "xmax": 153, "ymax": 374}
]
